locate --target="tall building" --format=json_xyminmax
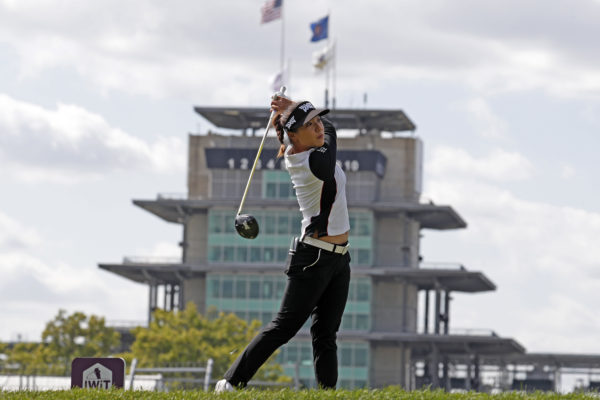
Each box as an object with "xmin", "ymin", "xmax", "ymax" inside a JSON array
[{"xmin": 100, "ymin": 106, "xmax": 525, "ymax": 389}]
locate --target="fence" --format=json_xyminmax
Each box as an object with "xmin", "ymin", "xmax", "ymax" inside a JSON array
[{"xmin": 128, "ymin": 358, "xmax": 214, "ymax": 391}]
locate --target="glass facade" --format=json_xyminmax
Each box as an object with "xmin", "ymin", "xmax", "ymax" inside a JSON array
[
  {"xmin": 342, "ymin": 277, "xmax": 372, "ymax": 331},
  {"xmin": 211, "ymin": 167, "xmax": 380, "ymax": 202},
  {"xmin": 347, "ymin": 211, "xmax": 373, "ymax": 266},
  {"xmin": 208, "ymin": 209, "xmax": 374, "ymax": 267},
  {"xmin": 206, "ymin": 274, "xmax": 372, "ymax": 331},
  {"xmin": 263, "ymin": 170, "xmax": 296, "ymax": 199},
  {"xmin": 211, "ymin": 169, "xmax": 262, "ymax": 200},
  {"xmin": 205, "ymin": 274, "xmax": 372, "ymax": 387},
  {"xmin": 208, "ymin": 209, "xmax": 301, "ymax": 265}
]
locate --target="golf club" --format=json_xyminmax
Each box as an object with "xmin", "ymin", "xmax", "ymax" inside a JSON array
[{"xmin": 235, "ymin": 86, "xmax": 287, "ymax": 239}]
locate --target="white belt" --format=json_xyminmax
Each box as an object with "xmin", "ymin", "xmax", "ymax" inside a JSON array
[{"xmin": 300, "ymin": 236, "xmax": 349, "ymax": 255}]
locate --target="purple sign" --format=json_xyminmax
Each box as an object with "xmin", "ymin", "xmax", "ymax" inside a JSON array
[{"xmin": 71, "ymin": 358, "xmax": 125, "ymax": 389}]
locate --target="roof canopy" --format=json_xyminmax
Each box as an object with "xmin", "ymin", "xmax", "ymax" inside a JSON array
[
  {"xmin": 133, "ymin": 198, "xmax": 466, "ymax": 230},
  {"xmin": 99, "ymin": 263, "xmax": 493, "ymax": 293},
  {"xmin": 194, "ymin": 106, "xmax": 416, "ymax": 133},
  {"xmin": 368, "ymin": 268, "xmax": 496, "ymax": 292}
]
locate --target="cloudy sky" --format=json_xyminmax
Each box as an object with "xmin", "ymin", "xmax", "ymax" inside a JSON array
[{"xmin": 1, "ymin": 0, "xmax": 599, "ymax": 375}]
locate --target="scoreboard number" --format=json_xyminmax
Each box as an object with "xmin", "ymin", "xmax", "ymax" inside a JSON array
[{"xmin": 212, "ymin": 150, "xmax": 384, "ymax": 176}]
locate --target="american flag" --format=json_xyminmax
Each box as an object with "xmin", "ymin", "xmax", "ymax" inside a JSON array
[{"xmin": 260, "ymin": 0, "xmax": 282, "ymax": 24}]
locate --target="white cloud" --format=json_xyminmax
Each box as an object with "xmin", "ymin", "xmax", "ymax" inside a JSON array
[
  {"xmin": 0, "ymin": 94, "xmax": 185, "ymax": 184},
  {"xmin": 424, "ymin": 147, "xmax": 600, "ymax": 352},
  {"xmin": 427, "ymin": 146, "xmax": 534, "ymax": 182},
  {"xmin": 123, "ymin": 241, "xmax": 182, "ymax": 264},
  {"xmin": 560, "ymin": 164, "xmax": 576, "ymax": 179},
  {"xmin": 0, "ymin": 211, "xmax": 147, "ymax": 341},
  {"xmin": 2, "ymin": 1, "xmax": 600, "ymax": 101},
  {"xmin": 465, "ymin": 98, "xmax": 508, "ymax": 139},
  {"xmin": 0, "ymin": 211, "xmax": 41, "ymax": 249},
  {"xmin": 144, "ymin": 241, "xmax": 181, "ymax": 258}
]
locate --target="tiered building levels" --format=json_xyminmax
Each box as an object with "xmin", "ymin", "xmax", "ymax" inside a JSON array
[{"xmin": 100, "ymin": 106, "xmax": 600, "ymax": 391}]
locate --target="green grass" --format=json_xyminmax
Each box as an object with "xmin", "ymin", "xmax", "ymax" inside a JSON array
[{"xmin": 0, "ymin": 388, "xmax": 599, "ymax": 400}]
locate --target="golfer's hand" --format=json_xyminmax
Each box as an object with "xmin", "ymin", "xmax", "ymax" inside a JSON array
[{"xmin": 270, "ymin": 96, "xmax": 292, "ymax": 114}]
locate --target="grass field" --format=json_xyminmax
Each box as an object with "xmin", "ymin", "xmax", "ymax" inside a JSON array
[{"xmin": 0, "ymin": 388, "xmax": 599, "ymax": 400}]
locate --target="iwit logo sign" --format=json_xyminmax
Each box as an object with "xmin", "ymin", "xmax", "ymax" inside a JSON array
[
  {"xmin": 83, "ymin": 363, "xmax": 112, "ymax": 389},
  {"xmin": 71, "ymin": 357, "xmax": 125, "ymax": 389}
]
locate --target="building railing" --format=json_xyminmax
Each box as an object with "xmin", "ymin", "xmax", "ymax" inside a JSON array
[
  {"xmin": 417, "ymin": 325, "xmax": 498, "ymax": 336},
  {"xmin": 419, "ymin": 262, "xmax": 466, "ymax": 270},
  {"xmin": 157, "ymin": 193, "xmax": 188, "ymax": 200},
  {"xmin": 107, "ymin": 320, "xmax": 148, "ymax": 329},
  {"xmin": 129, "ymin": 358, "xmax": 214, "ymax": 391},
  {"xmin": 123, "ymin": 256, "xmax": 181, "ymax": 265},
  {"xmin": 449, "ymin": 328, "xmax": 499, "ymax": 337}
]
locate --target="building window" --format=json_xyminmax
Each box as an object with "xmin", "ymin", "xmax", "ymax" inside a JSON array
[
  {"xmin": 347, "ymin": 212, "xmax": 374, "ymax": 267},
  {"xmin": 211, "ymin": 169, "xmax": 262, "ymax": 200},
  {"xmin": 208, "ymin": 209, "xmax": 301, "ymax": 265},
  {"xmin": 342, "ymin": 277, "xmax": 372, "ymax": 331},
  {"xmin": 249, "ymin": 280, "xmax": 261, "ymax": 299},
  {"xmin": 263, "ymin": 170, "xmax": 295, "ymax": 199}
]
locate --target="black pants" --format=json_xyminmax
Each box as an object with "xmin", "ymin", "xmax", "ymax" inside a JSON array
[{"xmin": 224, "ymin": 241, "xmax": 351, "ymax": 389}]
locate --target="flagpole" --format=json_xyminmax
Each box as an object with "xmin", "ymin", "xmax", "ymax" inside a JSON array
[
  {"xmin": 332, "ymin": 38, "xmax": 337, "ymax": 110},
  {"xmin": 280, "ymin": 1, "xmax": 285, "ymax": 73},
  {"xmin": 325, "ymin": 12, "xmax": 331, "ymax": 108},
  {"xmin": 287, "ymin": 58, "xmax": 291, "ymax": 96}
]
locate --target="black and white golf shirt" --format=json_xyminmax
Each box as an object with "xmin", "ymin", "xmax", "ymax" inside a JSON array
[{"xmin": 284, "ymin": 118, "xmax": 350, "ymax": 238}]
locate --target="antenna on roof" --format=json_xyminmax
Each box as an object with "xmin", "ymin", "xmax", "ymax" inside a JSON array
[{"xmin": 363, "ymin": 92, "xmax": 368, "ymax": 109}]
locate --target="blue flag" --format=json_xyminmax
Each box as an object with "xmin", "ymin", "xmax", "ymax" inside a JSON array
[{"xmin": 310, "ymin": 15, "xmax": 328, "ymax": 42}]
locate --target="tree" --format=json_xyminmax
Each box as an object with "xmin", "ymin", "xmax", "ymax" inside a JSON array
[
  {"xmin": 126, "ymin": 303, "xmax": 289, "ymax": 384},
  {"xmin": 6, "ymin": 309, "xmax": 120, "ymax": 375},
  {"xmin": 0, "ymin": 342, "xmax": 8, "ymax": 370},
  {"xmin": 5, "ymin": 342, "xmax": 51, "ymax": 375}
]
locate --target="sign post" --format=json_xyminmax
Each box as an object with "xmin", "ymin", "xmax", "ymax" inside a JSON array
[{"xmin": 71, "ymin": 358, "xmax": 125, "ymax": 389}]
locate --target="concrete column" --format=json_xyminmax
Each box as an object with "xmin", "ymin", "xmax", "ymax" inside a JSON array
[
  {"xmin": 170, "ymin": 284, "xmax": 176, "ymax": 311},
  {"xmin": 371, "ymin": 343, "xmax": 412, "ymax": 388},
  {"xmin": 402, "ymin": 280, "xmax": 408, "ymax": 332},
  {"xmin": 473, "ymin": 355, "xmax": 480, "ymax": 391},
  {"xmin": 186, "ymin": 213, "xmax": 208, "ymax": 264},
  {"xmin": 443, "ymin": 356, "xmax": 450, "ymax": 391},
  {"xmin": 372, "ymin": 279, "xmax": 418, "ymax": 332},
  {"xmin": 466, "ymin": 358, "xmax": 472, "ymax": 391},
  {"xmin": 178, "ymin": 282, "xmax": 184, "ymax": 310},
  {"xmin": 183, "ymin": 277, "xmax": 206, "ymax": 313},
  {"xmin": 430, "ymin": 344, "xmax": 439, "ymax": 388},
  {"xmin": 148, "ymin": 284, "xmax": 158, "ymax": 324},
  {"xmin": 181, "ymin": 214, "xmax": 189, "ymax": 263},
  {"xmin": 424, "ymin": 290, "xmax": 429, "ymax": 334},
  {"xmin": 444, "ymin": 290, "xmax": 451, "ymax": 335},
  {"xmin": 434, "ymin": 284, "xmax": 441, "ymax": 335},
  {"xmin": 163, "ymin": 284, "xmax": 170, "ymax": 310}
]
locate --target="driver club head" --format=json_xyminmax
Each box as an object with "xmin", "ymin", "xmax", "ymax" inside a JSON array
[{"xmin": 235, "ymin": 214, "xmax": 259, "ymax": 239}]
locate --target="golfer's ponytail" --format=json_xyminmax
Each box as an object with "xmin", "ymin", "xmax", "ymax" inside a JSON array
[
  {"xmin": 274, "ymin": 113, "xmax": 286, "ymax": 158},
  {"xmin": 274, "ymin": 101, "xmax": 299, "ymax": 158}
]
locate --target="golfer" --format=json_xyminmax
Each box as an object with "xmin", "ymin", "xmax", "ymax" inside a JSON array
[{"xmin": 215, "ymin": 96, "xmax": 351, "ymax": 391}]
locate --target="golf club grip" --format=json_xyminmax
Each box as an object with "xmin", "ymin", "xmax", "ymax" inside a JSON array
[{"xmin": 237, "ymin": 87, "xmax": 286, "ymax": 216}]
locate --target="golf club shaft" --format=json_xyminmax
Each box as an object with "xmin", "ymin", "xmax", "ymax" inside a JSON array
[
  {"xmin": 236, "ymin": 87, "xmax": 286, "ymax": 216},
  {"xmin": 236, "ymin": 110, "xmax": 276, "ymax": 215}
]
